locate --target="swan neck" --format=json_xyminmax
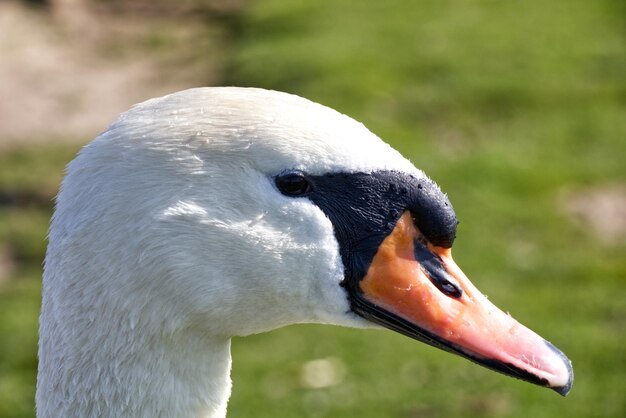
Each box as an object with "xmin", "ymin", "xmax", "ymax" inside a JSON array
[{"xmin": 37, "ymin": 316, "xmax": 233, "ymax": 418}]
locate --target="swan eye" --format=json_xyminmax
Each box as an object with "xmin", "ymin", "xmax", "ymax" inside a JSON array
[{"xmin": 275, "ymin": 171, "xmax": 312, "ymax": 196}]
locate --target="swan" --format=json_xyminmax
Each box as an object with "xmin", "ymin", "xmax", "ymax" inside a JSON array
[{"xmin": 37, "ymin": 87, "xmax": 573, "ymax": 418}]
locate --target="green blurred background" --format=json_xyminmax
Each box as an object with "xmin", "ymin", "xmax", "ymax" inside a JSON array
[{"xmin": 1, "ymin": 0, "xmax": 624, "ymax": 417}]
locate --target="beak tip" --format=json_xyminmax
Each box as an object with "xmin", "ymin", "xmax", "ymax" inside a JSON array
[
  {"xmin": 553, "ymin": 361, "xmax": 574, "ymax": 397},
  {"xmin": 545, "ymin": 339, "xmax": 574, "ymax": 397},
  {"xmin": 552, "ymin": 371, "xmax": 573, "ymax": 397}
]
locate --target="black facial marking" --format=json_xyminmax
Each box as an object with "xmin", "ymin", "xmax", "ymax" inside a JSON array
[
  {"xmin": 303, "ymin": 170, "xmax": 458, "ymax": 291},
  {"xmin": 299, "ymin": 170, "xmax": 461, "ymax": 334}
]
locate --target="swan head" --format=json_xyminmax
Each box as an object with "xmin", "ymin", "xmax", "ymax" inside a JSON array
[{"xmin": 44, "ymin": 87, "xmax": 572, "ymax": 404}]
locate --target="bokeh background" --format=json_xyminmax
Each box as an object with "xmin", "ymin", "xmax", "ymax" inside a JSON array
[{"xmin": 1, "ymin": 0, "xmax": 624, "ymax": 417}]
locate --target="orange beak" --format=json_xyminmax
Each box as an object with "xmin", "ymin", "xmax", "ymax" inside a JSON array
[{"xmin": 359, "ymin": 212, "xmax": 573, "ymax": 395}]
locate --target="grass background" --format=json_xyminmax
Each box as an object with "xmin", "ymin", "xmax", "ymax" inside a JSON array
[{"xmin": 1, "ymin": 0, "xmax": 624, "ymax": 417}]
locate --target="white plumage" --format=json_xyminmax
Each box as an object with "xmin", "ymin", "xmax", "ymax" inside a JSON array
[{"xmin": 37, "ymin": 87, "xmax": 426, "ymax": 417}]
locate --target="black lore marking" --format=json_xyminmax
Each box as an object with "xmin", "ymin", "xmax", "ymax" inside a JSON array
[{"xmin": 303, "ymin": 170, "xmax": 458, "ymax": 287}]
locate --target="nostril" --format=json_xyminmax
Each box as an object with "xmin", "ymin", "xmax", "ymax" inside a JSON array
[
  {"xmin": 414, "ymin": 240, "xmax": 463, "ymax": 299},
  {"xmin": 437, "ymin": 279, "xmax": 463, "ymax": 298}
]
